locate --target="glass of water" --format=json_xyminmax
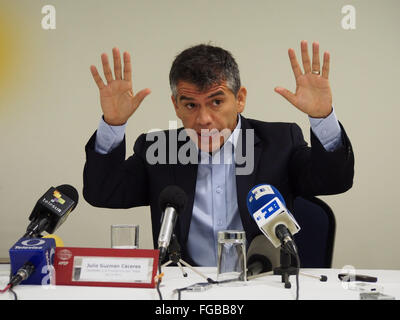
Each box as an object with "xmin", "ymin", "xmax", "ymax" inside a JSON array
[
  {"xmin": 111, "ymin": 224, "xmax": 139, "ymax": 249},
  {"xmin": 217, "ymin": 230, "xmax": 246, "ymax": 283}
]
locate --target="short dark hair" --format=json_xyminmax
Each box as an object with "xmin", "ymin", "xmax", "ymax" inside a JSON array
[{"xmin": 169, "ymin": 44, "xmax": 241, "ymax": 98}]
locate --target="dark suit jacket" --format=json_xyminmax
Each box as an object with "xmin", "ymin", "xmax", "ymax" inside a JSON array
[{"xmin": 83, "ymin": 116, "xmax": 354, "ymax": 265}]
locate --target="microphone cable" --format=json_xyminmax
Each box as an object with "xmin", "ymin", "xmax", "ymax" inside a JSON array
[
  {"xmin": 174, "ymin": 281, "xmax": 212, "ymax": 300},
  {"xmin": 283, "ymin": 239, "xmax": 300, "ymax": 301},
  {"xmin": 156, "ymin": 263, "xmax": 164, "ymax": 300},
  {"xmin": 0, "ymin": 284, "xmax": 17, "ymax": 300},
  {"xmin": 0, "ymin": 264, "xmax": 33, "ymax": 301},
  {"xmin": 173, "ymin": 276, "xmax": 244, "ymax": 300},
  {"xmin": 1, "ymin": 262, "xmax": 35, "ymax": 300},
  {"xmin": 293, "ymin": 248, "xmax": 300, "ymax": 301}
]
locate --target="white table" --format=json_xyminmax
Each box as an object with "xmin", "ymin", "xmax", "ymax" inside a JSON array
[{"xmin": 1, "ymin": 264, "xmax": 399, "ymax": 300}]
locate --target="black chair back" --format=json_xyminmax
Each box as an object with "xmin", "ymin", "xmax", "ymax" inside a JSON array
[{"xmin": 292, "ymin": 196, "xmax": 336, "ymax": 268}]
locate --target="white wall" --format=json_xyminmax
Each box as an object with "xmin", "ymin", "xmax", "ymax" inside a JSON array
[{"xmin": 0, "ymin": 0, "xmax": 399, "ymax": 269}]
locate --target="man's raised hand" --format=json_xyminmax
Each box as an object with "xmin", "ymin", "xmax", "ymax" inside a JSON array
[
  {"xmin": 90, "ymin": 47, "xmax": 151, "ymax": 126},
  {"xmin": 275, "ymin": 41, "xmax": 332, "ymax": 119}
]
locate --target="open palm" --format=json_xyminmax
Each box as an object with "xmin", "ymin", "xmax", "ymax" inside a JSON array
[
  {"xmin": 275, "ymin": 41, "xmax": 332, "ymax": 118},
  {"xmin": 90, "ymin": 48, "xmax": 151, "ymax": 126}
]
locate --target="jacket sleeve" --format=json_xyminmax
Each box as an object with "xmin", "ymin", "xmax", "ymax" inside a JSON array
[
  {"xmin": 83, "ymin": 131, "xmax": 150, "ymax": 208},
  {"xmin": 288, "ymin": 121, "xmax": 355, "ymax": 197}
]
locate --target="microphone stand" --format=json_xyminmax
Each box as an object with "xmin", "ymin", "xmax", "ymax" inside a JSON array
[
  {"xmin": 273, "ymin": 246, "xmax": 298, "ymax": 289},
  {"xmin": 161, "ymin": 234, "xmax": 212, "ymax": 282}
]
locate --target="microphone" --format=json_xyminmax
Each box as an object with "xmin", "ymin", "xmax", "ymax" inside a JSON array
[
  {"xmin": 246, "ymin": 184, "xmax": 300, "ymax": 252},
  {"xmin": 8, "ymin": 184, "xmax": 78, "ymax": 288},
  {"xmin": 8, "ymin": 237, "xmax": 56, "ymax": 286},
  {"xmin": 24, "ymin": 184, "xmax": 79, "ymax": 238},
  {"xmin": 158, "ymin": 186, "xmax": 187, "ymax": 262},
  {"xmin": 8, "ymin": 262, "xmax": 35, "ymax": 288},
  {"xmin": 246, "ymin": 235, "xmax": 280, "ymax": 277}
]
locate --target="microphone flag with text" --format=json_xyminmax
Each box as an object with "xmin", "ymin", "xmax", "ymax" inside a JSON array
[
  {"xmin": 158, "ymin": 185, "xmax": 187, "ymax": 262},
  {"xmin": 24, "ymin": 184, "xmax": 79, "ymax": 238}
]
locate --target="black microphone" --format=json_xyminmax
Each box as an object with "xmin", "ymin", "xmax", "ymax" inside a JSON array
[
  {"xmin": 8, "ymin": 262, "xmax": 36, "ymax": 288},
  {"xmin": 275, "ymin": 224, "xmax": 298, "ymax": 255},
  {"xmin": 23, "ymin": 184, "xmax": 79, "ymax": 238},
  {"xmin": 158, "ymin": 186, "xmax": 187, "ymax": 262},
  {"xmin": 247, "ymin": 235, "xmax": 280, "ymax": 277}
]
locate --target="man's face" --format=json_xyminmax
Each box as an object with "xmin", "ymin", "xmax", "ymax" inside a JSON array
[{"xmin": 171, "ymin": 81, "xmax": 247, "ymax": 153}]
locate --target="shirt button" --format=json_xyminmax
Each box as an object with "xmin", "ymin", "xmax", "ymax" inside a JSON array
[
  {"xmin": 216, "ymin": 186, "xmax": 223, "ymax": 194},
  {"xmin": 217, "ymin": 219, "xmax": 223, "ymax": 226}
]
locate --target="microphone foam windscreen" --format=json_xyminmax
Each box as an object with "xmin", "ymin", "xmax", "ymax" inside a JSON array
[
  {"xmin": 56, "ymin": 184, "xmax": 79, "ymax": 209},
  {"xmin": 247, "ymin": 254, "xmax": 272, "ymax": 273},
  {"xmin": 158, "ymin": 185, "xmax": 187, "ymax": 213}
]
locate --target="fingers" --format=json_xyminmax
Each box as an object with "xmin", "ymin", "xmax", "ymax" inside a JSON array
[
  {"xmin": 91, "ymin": 48, "xmax": 133, "ymax": 88},
  {"xmin": 291, "ymin": 41, "xmax": 328, "ymax": 77},
  {"xmin": 301, "ymin": 40, "xmax": 312, "ymax": 74},
  {"xmin": 132, "ymin": 88, "xmax": 152, "ymax": 108},
  {"xmin": 312, "ymin": 42, "xmax": 320, "ymax": 73},
  {"xmin": 123, "ymin": 51, "xmax": 132, "ymax": 81},
  {"xmin": 101, "ymin": 53, "xmax": 113, "ymax": 84},
  {"xmin": 288, "ymin": 48, "xmax": 302, "ymax": 79},
  {"xmin": 100, "ymin": 48, "xmax": 128, "ymax": 83},
  {"xmin": 274, "ymin": 87, "xmax": 297, "ymax": 106},
  {"xmin": 90, "ymin": 65, "xmax": 106, "ymax": 90},
  {"xmin": 322, "ymin": 51, "xmax": 330, "ymax": 79},
  {"xmin": 112, "ymin": 47, "xmax": 122, "ymax": 80}
]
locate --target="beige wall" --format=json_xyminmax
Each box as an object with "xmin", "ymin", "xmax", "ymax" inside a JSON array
[{"xmin": 0, "ymin": 0, "xmax": 399, "ymax": 269}]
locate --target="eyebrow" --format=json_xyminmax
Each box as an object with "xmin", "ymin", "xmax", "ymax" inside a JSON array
[{"xmin": 179, "ymin": 90, "xmax": 226, "ymax": 102}]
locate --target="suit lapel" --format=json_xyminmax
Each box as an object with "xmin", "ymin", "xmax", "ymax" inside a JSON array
[
  {"xmin": 172, "ymin": 129, "xmax": 198, "ymax": 245},
  {"xmin": 235, "ymin": 116, "xmax": 263, "ymax": 239}
]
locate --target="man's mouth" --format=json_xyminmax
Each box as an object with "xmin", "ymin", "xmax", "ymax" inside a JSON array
[{"xmin": 197, "ymin": 129, "xmax": 219, "ymax": 138}]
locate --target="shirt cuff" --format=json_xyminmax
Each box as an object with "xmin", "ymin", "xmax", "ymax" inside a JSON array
[
  {"xmin": 308, "ymin": 107, "xmax": 343, "ymax": 152},
  {"xmin": 94, "ymin": 116, "xmax": 126, "ymax": 154}
]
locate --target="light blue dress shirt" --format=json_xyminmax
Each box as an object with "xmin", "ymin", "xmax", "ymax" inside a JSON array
[
  {"xmin": 94, "ymin": 110, "xmax": 342, "ymax": 266},
  {"xmin": 187, "ymin": 116, "xmax": 243, "ymax": 266}
]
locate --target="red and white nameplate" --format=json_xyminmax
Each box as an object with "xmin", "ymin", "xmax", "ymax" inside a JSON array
[{"xmin": 54, "ymin": 247, "xmax": 159, "ymax": 288}]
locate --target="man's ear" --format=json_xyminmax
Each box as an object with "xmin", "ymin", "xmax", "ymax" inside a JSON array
[{"xmin": 236, "ymin": 86, "xmax": 247, "ymax": 113}]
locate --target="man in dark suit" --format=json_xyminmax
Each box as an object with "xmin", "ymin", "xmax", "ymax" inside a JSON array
[{"xmin": 83, "ymin": 42, "xmax": 354, "ymax": 266}]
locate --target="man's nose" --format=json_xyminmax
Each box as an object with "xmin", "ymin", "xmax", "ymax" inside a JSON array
[{"xmin": 196, "ymin": 106, "xmax": 212, "ymax": 127}]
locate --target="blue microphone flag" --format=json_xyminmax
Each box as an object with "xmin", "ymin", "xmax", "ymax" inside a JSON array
[{"xmin": 9, "ymin": 237, "xmax": 56, "ymax": 285}]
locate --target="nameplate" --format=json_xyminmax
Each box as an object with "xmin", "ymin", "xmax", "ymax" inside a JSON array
[{"xmin": 54, "ymin": 247, "xmax": 159, "ymax": 288}]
